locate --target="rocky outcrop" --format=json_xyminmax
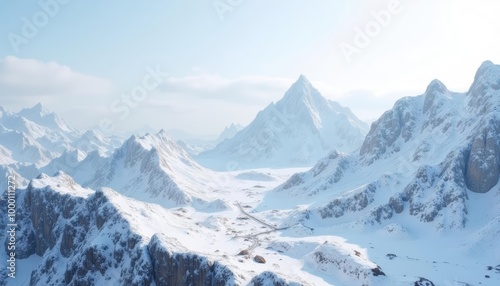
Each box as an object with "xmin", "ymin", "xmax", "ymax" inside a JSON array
[
  {"xmin": 317, "ymin": 182, "xmax": 377, "ymax": 219},
  {"xmin": 359, "ymin": 97, "xmax": 419, "ymax": 163},
  {"xmin": 362, "ymin": 151, "xmax": 469, "ymax": 229},
  {"xmin": 21, "ymin": 179, "xmax": 156, "ymax": 285},
  {"xmin": 249, "ymin": 271, "xmax": 299, "ymax": 286},
  {"xmin": 465, "ymin": 123, "xmax": 500, "ymax": 193},
  {"xmin": 423, "ymin": 79, "xmax": 449, "ymax": 114},
  {"xmin": 276, "ymin": 150, "xmax": 350, "ymax": 198},
  {"xmin": 303, "ymin": 242, "xmax": 386, "ymax": 286},
  {"xmin": 403, "ymin": 153, "xmax": 468, "ymax": 228},
  {"xmin": 148, "ymin": 234, "xmax": 235, "ymax": 286},
  {"xmin": 2, "ymin": 173, "xmax": 301, "ymax": 286},
  {"xmin": 421, "ymin": 80, "xmax": 454, "ymax": 133},
  {"xmin": 464, "ymin": 60, "xmax": 500, "ymax": 193},
  {"xmin": 467, "ymin": 60, "xmax": 500, "ymax": 114}
]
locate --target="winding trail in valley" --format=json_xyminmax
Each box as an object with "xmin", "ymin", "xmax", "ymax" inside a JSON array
[{"xmin": 235, "ymin": 202, "xmax": 290, "ymax": 253}]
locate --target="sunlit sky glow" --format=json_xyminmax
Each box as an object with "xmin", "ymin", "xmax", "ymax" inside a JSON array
[{"xmin": 1, "ymin": 0, "xmax": 499, "ymax": 137}]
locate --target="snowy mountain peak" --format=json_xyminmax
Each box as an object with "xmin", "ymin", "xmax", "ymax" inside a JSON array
[
  {"xmin": 157, "ymin": 128, "xmax": 169, "ymax": 137},
  {"xmin": 16, "ymin": 102, "xmax": 73, "ymax": 133},
  {"xmin": 215, "ymin": 123, "xmax": 242, "ymax": 143},
  {"xmin": 65, "ymin": 148, "xmax": 87, "ymax": 161},
  {"xmin": 197, "ymin": 76, "xmax": 368, "ymax": 170},
  {"xmin": 425, "ymin": 79, "xmax": 448, "ymax": 95},
  {"xmin": 84, "ymin": 128, "xmax": 225, "ymax": 209},
  {"xmin": 467, "ymin": 60, "xmax": 500, "ymax": 113},
  {"xmin": 297, "ymin": 74, "xmax": 311, "ymax": 85},
  {"xmin": 19, "ymin": 102, "xmax": 51, "ymax": 117},
  {"xmin": 279, "ymin": 75, "xmax": 324, "ymax": 108},
  {"xmin": 423, "ymin": 79, "xmax": 450, "ymax": 113},
  {"xmin": 476, "ymin": 60, "xmax": 495, "ymax": 75},
  {"xmin": 227, "ymin": 123, "xmax": 239, "ymax": 131},
  {"xmin": 470, "ymin": 60, "xmax": 500, "ymax": 90}
]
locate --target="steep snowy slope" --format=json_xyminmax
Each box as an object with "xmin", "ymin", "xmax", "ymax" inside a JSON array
[
  {"xmin": 247, "ymin": 62, "xmax": 500, "ymax": 285},
  {"xmin": 1, "ymin": 172, "xmax": 396, "ymax": 286},
  {"xmin": 0, "ymin": 127, "xmax": 55, "ymax": 166},
  {"xmin": 0, "ymin": 173, "xmax": 235, "ymax": 285},
  {"xmin": 196, "ymin": 75, "xmax": 369, "ymax": 170},
  {"xmin": 260, "ymin": 61, "xmax": 500, "ymax": 244},
  {"xmin": 82, "ymin": 130, "xmax": 229, "ymax": 210}
]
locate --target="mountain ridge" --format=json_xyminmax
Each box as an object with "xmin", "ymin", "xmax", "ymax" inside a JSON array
[{"xmin": 262, "ymin": 61, "xmax": 500, "ymax": 233}]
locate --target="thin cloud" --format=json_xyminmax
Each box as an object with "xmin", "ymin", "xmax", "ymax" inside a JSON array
[
  {"xmin": 0, "ymin": 56, "xmax": 114, "ymax": 103},
  {"xmin": 159, "ymin": 74, "xmax": 293, "ymax": 105}
]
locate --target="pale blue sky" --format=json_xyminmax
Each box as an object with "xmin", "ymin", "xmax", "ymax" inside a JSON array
[{"xmin": 1, "ymin": 0, "xmax": 500, "ymax": 136}]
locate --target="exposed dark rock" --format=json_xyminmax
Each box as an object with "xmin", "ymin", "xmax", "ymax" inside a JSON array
[
  {"xmin": 0, "ymin": 174, "xmax": 241, "ymax": 285},
  {"xmin": 254, "ymin": 255, "xmax": 266, "ymax": 264},
  {"xmin": 371, "ymin": 266, "xmax": 385, "ymax": 276},
  {"xmin": 148, "ymin": 234, "xmax": 234, "ymax": 286},
  {"xmin": 250, "ymin": 271, "xmax": 299, "ymax": 286},
  {"xmin": 360, "ymin": 97, "xmax": 418, "ymax": 163},
  {"xmin": 282, "ymin": 174, "xmax": 303, "ymax": 190},
  {"xmin": 317, "ymin": 183, "xmax": 377, "ymax": 219},
  {"xmin": 414, "ymin": 277, "xmax": 435, "ymax": 286},
  {"xmin": 389, "ymin": 195, "xmax": 404, "ymax": 214},
  {"xmin": 238, "ymin": 249, "xmax": 250, "ymax": 256},
  {"xmin": 386, "ymin": 253, "xmax": 397, "ymax": 260},
  {"xmin": 465, "ymin": 125, "xmax": 500, "ymax": 193},
  {"xmin": 60, "ymin": 224, "xmax": 76, "ymax": 257},
  {"xmin": 368, "ymin": 204, "xmax": 395, "ymax": 224}
]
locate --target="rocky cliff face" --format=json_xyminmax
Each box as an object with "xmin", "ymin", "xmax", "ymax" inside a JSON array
[
  {"xmin": 465, "ymin": 122, "xmax": 500, "ymax": 193},
  {"xmin": 267, "ymin": 61, "xmax": 500, "ymax": 231},
  {"xmin": 463, "ymin": 61, "xmax": 500, "ymax": 193},
  {"xmin": 362, "ymin": 151, "xmax": 469, "ymax": 229},
  {"xmin": 360, "ymin": 96, "xmax": 421, "ymax": 163},
  {"xmin": 1, "ymin": 173, "xmax": 299, "ymax": 286},
  {"xmin": 148, "ymin": 234, "xmax": 234, "ymax": 286}
]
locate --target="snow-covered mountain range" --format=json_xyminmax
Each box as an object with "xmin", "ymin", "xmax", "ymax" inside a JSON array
[
  {"xmin": 196, "ymin": 75, "xmax": 369, "ymax": 170},
  {"xmin": 255, "ymin": 61, "xmax": 500, "ymax": 284},
  {"xmin": 81, "ymin": 130, "xmax": 229, "ymax": 210},
  {"xmin": 177, "ymin": 123, "xmax": 244, "ymax": 156},
  {"xmin": 1, "ymin": 64, "xmax": 500, "ymax": 285},
  {"xmin": 0, "ymin": 104, "xmax": 122, "ymax": 189},
  {"xmin": 264, "ymin": 61, "xmax": 500, "ymax": 228}
]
